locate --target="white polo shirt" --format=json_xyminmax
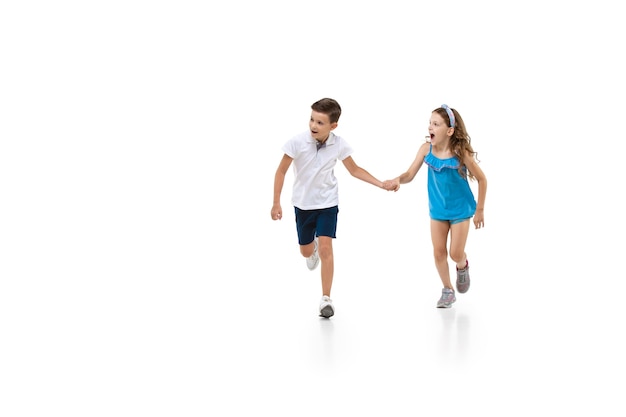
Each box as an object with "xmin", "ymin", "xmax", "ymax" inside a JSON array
[{"xmin": 282, "ymin": 131, "xmax": 354, "ymax": 210}]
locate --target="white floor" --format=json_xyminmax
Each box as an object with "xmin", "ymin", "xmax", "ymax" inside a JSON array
[
  {"xmin": 2, "ymin": 161, "xmax": 624, "ymax": 417},
  {"xmin": 205, "ymin": 206, "xmax": 623, "ymax": 416},
  {"xmin": 3, "ymin": 182, "xmax": 624, "ymax": 416}
]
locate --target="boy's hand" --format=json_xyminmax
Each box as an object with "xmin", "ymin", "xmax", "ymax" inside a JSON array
[{"xmin": 271, "ymin": 204, "xmax": 283, "ymax": 220}]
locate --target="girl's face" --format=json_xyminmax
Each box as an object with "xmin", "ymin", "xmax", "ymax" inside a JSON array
[
  {"xmin": 309, "ymin": 111, "xmax": 337, "ymax": 142},
  {"xmin": 428, "ymin": 112, "xmax": 453, "ymax": 145}
]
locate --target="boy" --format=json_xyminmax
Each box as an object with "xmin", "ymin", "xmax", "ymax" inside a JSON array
[{"xmin": 271, "ymin": 98, "xmax": 386, "ymax": 317}]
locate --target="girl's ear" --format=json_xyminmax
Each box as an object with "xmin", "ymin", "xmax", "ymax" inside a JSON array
[{"xmin": 447, "ymin": 127, "xmax": 455, "ymax": 137}]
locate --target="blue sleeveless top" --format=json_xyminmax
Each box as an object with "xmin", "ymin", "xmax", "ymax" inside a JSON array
[{"xmin": 424, "ymin": 144, "xmax": 476, "ymax": 220}]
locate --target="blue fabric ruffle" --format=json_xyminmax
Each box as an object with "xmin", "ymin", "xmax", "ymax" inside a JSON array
[{"xmin": 424, "ymin": 151, "xmax": 460, "ymax": 172}]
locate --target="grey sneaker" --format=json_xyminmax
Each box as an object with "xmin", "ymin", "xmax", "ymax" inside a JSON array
[
  {"xmin": 437, "ymin": 288, "xmax": 456, "ymax": 308},
  {"xmin": 456, "ymin": 260, "xmax": 470, "ymax": 293},
  {"xmin": 319, "ymin": 295, "xmax": 334, "ymax": 318},
  {"xmin": 306, "ymin": 237, "xmax": 320, "ymax": 271}
]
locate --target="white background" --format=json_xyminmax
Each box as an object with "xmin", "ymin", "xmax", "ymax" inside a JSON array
[{"xmin": 1, "ymin": 1, "xmax": 625, "ymax": 415}]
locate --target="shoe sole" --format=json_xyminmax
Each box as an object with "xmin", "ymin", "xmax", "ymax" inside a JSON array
[
  {"xmin": 319, "ymin": 305, "xmax": 334, "ymax": 318},
  {"xmin": 437, "ymin": 298, "xmax": 456, "ymax": 308}
]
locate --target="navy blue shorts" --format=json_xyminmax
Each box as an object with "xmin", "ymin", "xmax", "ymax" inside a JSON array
[{"xmin": 294, "ymin": 206, "xmax": 339, "ymax": 245}]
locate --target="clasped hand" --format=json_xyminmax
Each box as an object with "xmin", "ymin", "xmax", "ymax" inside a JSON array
[{"xmin": 382, "ymin": 179, "xmax": 400, "ymax": 192}]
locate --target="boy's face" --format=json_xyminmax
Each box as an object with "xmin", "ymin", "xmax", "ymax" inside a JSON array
[{"xmin": 309, "ymin": 110, "xmax": 337, "ymax": 142}]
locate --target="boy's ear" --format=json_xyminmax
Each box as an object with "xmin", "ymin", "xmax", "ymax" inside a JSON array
[{"xmin": 330, "ymin": 122, "xmax": 338, "ymax": 130}]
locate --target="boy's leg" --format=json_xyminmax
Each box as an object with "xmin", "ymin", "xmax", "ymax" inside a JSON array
[
  {"xmin": 315, "ymin": 206, "xmax": 338, "ymax": 297},
  {"xmin": 295, "ymin": 207, "xmax": 317, "ymax": 258},
  {"xmin": 299, "ymin": 241, "xmax": 316, "ymax": 258},
  {"xmin": 294, "ymin": 206, "xmax": 336, "ymax": 317},
  {"xmin": 318, "ymin": 236, "xmax": 333, "ymax": 296},
  {"xmin": 316, "ymin": 207, "xmax": 338, "ymax": 318},
  {"xmin": 317, "ymin": 236, "xmax": 334, "ymax": 317}
]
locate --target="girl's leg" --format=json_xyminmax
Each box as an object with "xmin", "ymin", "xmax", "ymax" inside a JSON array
[
  {"xmin": 430, "ymin": 219, "xmax": 452, "ymax": 289},
  {"xmin": 318, "ymin": 236, "xmax": 333, "ymax": 296},
  {"xmin": 449, "ymin": 220, "xmax": 470, "ymax": 268},
  {"xmin": 450, "ymin": 220, "xmax": 471, "ymax": 293}
]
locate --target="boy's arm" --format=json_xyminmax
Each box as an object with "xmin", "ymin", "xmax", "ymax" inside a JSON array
[
  {"xmin": 271, "ymin": 154, "xmax": 293, "ymax": 220},
  {"xmin": 341, "ymin": 156, "xmax": 384, "ymax": 189}
]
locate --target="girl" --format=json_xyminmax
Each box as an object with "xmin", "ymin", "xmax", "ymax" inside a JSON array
[{"xmin": 384, "ymin": 105, "xmax": 487, "ymax": 308}]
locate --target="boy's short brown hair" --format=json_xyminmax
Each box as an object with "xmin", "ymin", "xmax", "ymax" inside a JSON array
[{"xmin": 311, "ymin": 98, "xmax": 342, "ymax": 124}]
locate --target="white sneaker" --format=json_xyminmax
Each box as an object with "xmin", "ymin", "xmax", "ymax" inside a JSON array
[
  {"xmin": 306, "ymin": 237, "xmax": 320, "ymax": 271},
  {"xmin": 319, "ymin": 295, "xmax": 334, "ymax": 318}
]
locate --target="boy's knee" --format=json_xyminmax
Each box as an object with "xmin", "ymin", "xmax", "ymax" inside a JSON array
[
  {"xmin": 300, "ymin": 242, "xmax": 315, "ymax": 258},
  {"xmin": 317, "ymin": 239, "xmax": 333, "ymax": 260}
]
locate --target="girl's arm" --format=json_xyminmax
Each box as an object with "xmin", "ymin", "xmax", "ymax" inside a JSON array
[
  {"xmin": 341, "ymin": 156, "xmax": 384, "ymax": 189},
  {"xmin": 385, "ymin": 142, "xmax": 430, "ymax": 191},
  {"xmin": 463, "ymin": 151, "xmax": 487, "ymax": 228}
]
